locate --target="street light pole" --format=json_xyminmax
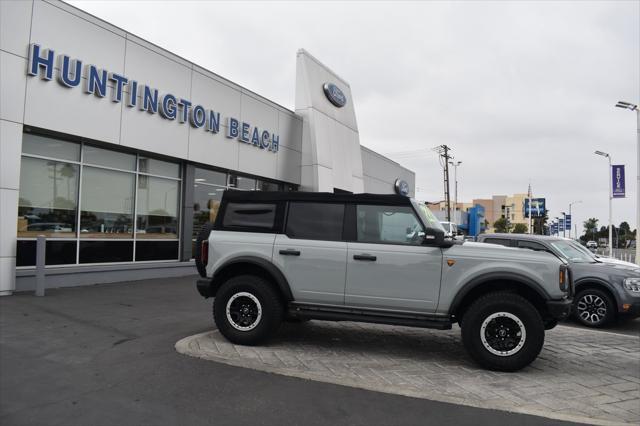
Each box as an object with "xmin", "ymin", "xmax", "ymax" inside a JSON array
[
  {"xmin": 568, "ymin": 200, "xmax": 582, "ymax": 239},
  {"xmin": 449, "ymin": 161, "xmax": 462, "ymax": 224},
  {"xmin": 595, "ymin": 150, "xmax": 613, "ymax": 256},
  {"xmin": 561, "ymin": 212, "xmax": 566, "ymax": 238},
  {"xmin": 615, "ymin": 101, "xmax": 639, "ymax": 264}
]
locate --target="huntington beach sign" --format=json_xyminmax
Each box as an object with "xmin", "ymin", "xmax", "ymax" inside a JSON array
[{"xmin": 26, "ymin": 44, "xmax": 280, "ymax": 153}]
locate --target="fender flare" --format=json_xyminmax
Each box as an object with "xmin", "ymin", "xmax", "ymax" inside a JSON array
[
  {"xmin": 211, "ymin": 256, "xmax": 294, "ymax": 301},
  {"xmin": 573, "ymin": 277, "xmax": 620, "ymax": 304},
  {"xmin": 448, "ymin": 271, "xmax": 552, "ymax": 315}
]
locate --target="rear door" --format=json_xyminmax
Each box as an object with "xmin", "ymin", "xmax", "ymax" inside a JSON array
[
  {"xmin": 345, "ymin": 204, "xmax": 442, "ymax": 312},
  {"xmin": 272, "ymin": 202, "xmax": 347, "ymax": 305}
]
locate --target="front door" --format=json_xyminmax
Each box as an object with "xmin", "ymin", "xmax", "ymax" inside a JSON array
[{"xmin": 345, "ymin": 204, "xmax": 443, "ymax": 312}]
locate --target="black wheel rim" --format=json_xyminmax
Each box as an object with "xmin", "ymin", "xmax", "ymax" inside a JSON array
[
  {"xmin": 226, "ymin": 292, "xmax": 262, "ymax": 331},
  {"xmin": 480, "ymin": 312, "xmax": 526, "ymax": 356}
]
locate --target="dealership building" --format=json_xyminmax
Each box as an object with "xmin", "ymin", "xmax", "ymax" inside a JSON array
[{"xmin": 0, "ymin": 0, "xmax": 415, "ymax": 295}]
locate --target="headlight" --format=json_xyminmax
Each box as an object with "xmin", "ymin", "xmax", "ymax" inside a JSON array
[{"xmin": 623, "ymin": 278, "xmax": 640, "ymax": 293}]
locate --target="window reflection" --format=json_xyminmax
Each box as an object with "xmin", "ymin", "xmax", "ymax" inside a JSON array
[
  {"xmin": 136, "ymin": 175, "xmax": 179, "ymax": 239},
  {"xmin": 228, "ymin": 174, "xmax": 256, "ymax": 190},
  {"xmin": 193, "ymin": 183, "xmax": 224, "ymax": 240},
  {"xmin": 80, "ymin": 167, "xmax": 135, "ymax": 238},
  {"xmin": 256, "ymin": 180, "xmax": 282, "ymax": 191},
  {"xmin": 17, "ymin": 157, "xmax": 78, "ymax": 238}
]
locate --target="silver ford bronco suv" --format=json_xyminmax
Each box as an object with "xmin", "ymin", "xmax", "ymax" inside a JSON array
[{"xmin": 195, "ymin": 191, "xmax": 573, "ymax": 371}]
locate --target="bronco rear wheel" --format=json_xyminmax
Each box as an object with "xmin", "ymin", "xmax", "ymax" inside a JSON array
[
  {"xmin": 461, "ymin": 292, "xmax": 545, "ymax": 372},
  {"xmin": 213, "ymin": 275, "xmax": 283, "ymax": 346}
]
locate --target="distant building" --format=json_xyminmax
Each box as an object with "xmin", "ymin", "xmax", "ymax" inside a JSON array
[{"xmin": 428, "ymin": 193, "xmax": 545, "ymax": 234}]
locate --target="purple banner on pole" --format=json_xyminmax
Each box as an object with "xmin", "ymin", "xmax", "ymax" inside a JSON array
[{"xmin": 612, "ymin": 165, "xmax": 625, "ymax": 198}]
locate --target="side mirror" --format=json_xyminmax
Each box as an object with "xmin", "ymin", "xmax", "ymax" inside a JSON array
[{"xmin": 423, "ymin": 227, "xmax": 447, "ymax": 246}]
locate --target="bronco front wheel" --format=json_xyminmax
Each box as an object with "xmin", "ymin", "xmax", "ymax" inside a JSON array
[{"xmin": 461, "ymin": 292, "xmax": 545, "ymax": 372}]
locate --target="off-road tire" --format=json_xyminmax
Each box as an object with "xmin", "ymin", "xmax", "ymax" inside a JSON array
[
  {"xmin": 194, "ymin": 222, "xmax": 214, "ymax": 277},
  {"xmin": 213, "ymin": 275, "xmax": 283, "ymax": 346},
  {"xmin": 461, "ymin": 292, "xmax": 545, "ymax": 372},
  {"xmin": 573, "ymin": 288, "xmax": 616, "ymax": 328}
]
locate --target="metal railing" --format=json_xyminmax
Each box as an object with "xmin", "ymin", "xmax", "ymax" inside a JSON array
[{"xmin": 595, "ymin": 247, "xmax": 636, "ymax": 264}]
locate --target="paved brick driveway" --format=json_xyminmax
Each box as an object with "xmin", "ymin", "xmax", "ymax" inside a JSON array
[{"xmin": 177, "ymin": 322, "xmax": 639, "ymax": 425}]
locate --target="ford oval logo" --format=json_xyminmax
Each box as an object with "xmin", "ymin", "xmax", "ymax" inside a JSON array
[
  {"xmin": 323, "ymin": 83, "xmax": 347, "ymax": 108},
  {"xmin": 394, "ymin": 178, "xmax": 410, "ymax": 197}
]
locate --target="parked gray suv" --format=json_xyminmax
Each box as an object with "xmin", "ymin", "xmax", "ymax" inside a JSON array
[
  {"xmin": 477, "ymin": 233, "xmax": 640, "ymax": 327},
  {"xmin": 195, "ymin": 191, "xmax": 573, "ymax": 371}
]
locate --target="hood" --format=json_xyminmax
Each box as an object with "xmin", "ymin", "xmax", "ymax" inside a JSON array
[
  {"xmin": 571, "ymin": 259, "xmax": 640, "ymax": 278},
  {"xmin": 595, "ymin": 256, "xmax": 638, "ymax": 268},
  {"xmin": 458, "ymin": 241, "xmax": 562, "ymax": 263}
]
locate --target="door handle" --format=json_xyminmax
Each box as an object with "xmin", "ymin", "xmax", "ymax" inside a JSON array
[
  {"xmin": 353, "ymin": 254, "xmax": 377, "ymax": 261},
  {"xmin": 279, "ymin": 249, "xmax": 301, "ymax": 256}
]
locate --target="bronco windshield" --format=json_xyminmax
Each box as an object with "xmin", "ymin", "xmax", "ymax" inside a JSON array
[{"xmin": 412, "ymin": 200, "xmax": 446, "ymax": 232}]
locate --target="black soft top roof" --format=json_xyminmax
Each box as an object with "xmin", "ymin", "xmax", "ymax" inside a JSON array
[{"xmin": 222, "ymin": 190, "xmax": 413, "ymax": 205}]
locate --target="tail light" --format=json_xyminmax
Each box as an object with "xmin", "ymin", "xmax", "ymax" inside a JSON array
[{"xmin": 201, "ymin": 241, "xmax": 209, "ymax": 266}]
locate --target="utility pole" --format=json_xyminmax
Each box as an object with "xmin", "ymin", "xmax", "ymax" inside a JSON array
[{"xmin": 433, "ymin": 145, "xmax": 453, "ymax": 222}]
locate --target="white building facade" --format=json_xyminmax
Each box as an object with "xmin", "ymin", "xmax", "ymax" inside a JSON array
[{"xmin": 0, "ymin": 0, "xmax": 415, "ymax": 295}]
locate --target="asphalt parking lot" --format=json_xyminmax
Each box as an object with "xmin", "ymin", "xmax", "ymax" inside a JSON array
[{"xmin": 1, "ymin": 276, "xmax": 638, "ymax": 426}]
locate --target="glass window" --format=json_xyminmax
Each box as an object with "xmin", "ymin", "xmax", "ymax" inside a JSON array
[
  {"xmin": 17, "ymin": 157, "xmax": 78, "ymax": 238},
  {"xmin": 223, "ymin": 203, "xmax": 276, "ymax": 230},
  {"xmin": 517, "ymin": 240, "xmax": 548, "ymax": 252},
  {"xmin": 413, "ymin": 201, "xmax": 445, "ymax": 232},
  {"xmin": 257, "ymin": 180, "xmax": 282, "ymax": 191},
  {"xmin": 80, "ymin": 167, "xmax": 135, "ymax": 238},
  {"xmin": 135, "ymin": 241, "xmax": 179, "ymax": 261},
  {"xmin": 84, "ymin": 145, "xmax": 135, "ymax": 170},
  {"xmin": 136, "ymin": 175, "xmax": 179, "ymax": 239},
  {"xmin": 22, "ymin": 133, "xmax": 80, "ymax": 162},
  {"xmin": 79, "ymin": 241, "xmax": 133, "ymax": 263},
  {"xmin": 16, "ymin": 240, "xmax": 77, "ymax": 266},
  {"xmin": 228, "ymin": 174, "xmax": 256, "ymax": 190},
  {"xmin": 356, "ymin": 205, "xmax": 424, "ymax": 245},
  {"xmin": 195, "ymin": 168, "xmax": 227, "ymax": 186},
  {"xmin": 483, "ymin": 238, "xmax": 512, "ymax": 247},
  {"xmin": 550, "ymin": 241, "xmax": 595, "ymax": 263},
  {"xmin": 193, "ymin": 183, "xmax": 225, "ymax": 238},
  {"xmin": 138, "ymin": 156, "xmax": 180, "ymax": 178},
  {"xmin": 286, "ymin": 202, "xmax": 344, "ymax": 241}
]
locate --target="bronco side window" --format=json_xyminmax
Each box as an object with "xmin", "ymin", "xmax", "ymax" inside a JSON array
[
  {"xmin": 221, "ymin": 203, "xmax": 277, "ymax": 231},
  {"xmin": 285, "ymin": 202, "xmax": 345, "ymax": 241},
  {"xmin": 355, "ymin": 204, "xmax": 424, "ymax": 245}
]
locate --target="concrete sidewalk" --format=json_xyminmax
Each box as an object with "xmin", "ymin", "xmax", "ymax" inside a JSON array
[
  {"xmin": 0, "ymin": 276, "xmax": 608, "ymax": 426},
  {"xmin": 178, "ymin": 323, "xmax": 639, "ymax": 425}
]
